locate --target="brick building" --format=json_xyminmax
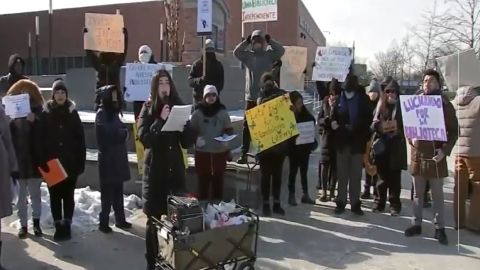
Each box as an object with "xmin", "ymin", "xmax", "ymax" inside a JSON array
[{"xmin": 0, "ymin": 0, "xmax": 325, "ymax": 76}]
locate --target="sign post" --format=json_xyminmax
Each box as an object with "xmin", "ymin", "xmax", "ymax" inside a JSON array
[{"xmin": 197, "ymin": 0, "xmax": 212, "ymax": 77}]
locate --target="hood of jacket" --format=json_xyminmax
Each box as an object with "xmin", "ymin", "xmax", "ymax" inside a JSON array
[
  {"xmin": 6, "ymin": 79, "xmax": 44, "ymax": 108},
  {"xmin": 8, "ymin": 54, "xmax": 25, "ymax": 75},
  {"xmin": 455, "ymin": 86, "xmax": 478, "ymax": 106},
  {"xmin": 44, "ymin": 99, "xmax": 76, "ymax": 113}
]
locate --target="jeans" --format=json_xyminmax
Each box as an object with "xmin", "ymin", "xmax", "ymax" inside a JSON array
[
  {"xmin": 412, "ymin": 176, "xmax": 445, "ymax": 228},
  {"xmin": 48, "ymin": 176, "xmax": 77, "ymax": 222},
  {"xmin": 17, "ymin": 178, "xmax": 42, "ymax": 227}
]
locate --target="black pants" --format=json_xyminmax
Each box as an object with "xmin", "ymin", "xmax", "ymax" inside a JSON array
[
  {"xmin": 259, "ymin": 154, "xmax": 285, "ymax": 204},
  {"xmin": 99, "ymin": 180, "xmax": 126, "ymax": 226},
  {"xmin": 319, "ymin": 157, "xmax": 337, "ymax": 191},
  {"xmin": 48, "ymin": 176, "xmax": 77, "ymax": 222},
  {"xmin": 145, "ymin": 215, "xmax": 161, "ymax": 269},
  {"xmin": 288, "ymin": 152, "xmax": 310, "ymax": 195},
  {"xmin": 376, "ymin": 167, "xmax": 402, "ymax": 210},
  {"xmin": 241, "ymin": 101, "xmax": 257, "ymax": 155},
  {"xmin": 198, "ymin": 174, "xmax": 224, "ymax": 201},
  {"xmin": 364, "ymin": 174, "xmax": 378, "ymax": 196}
]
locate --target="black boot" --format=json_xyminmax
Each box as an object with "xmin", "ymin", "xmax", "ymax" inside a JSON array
[
  {"xmin": 435, "ymin": 229, "xmax": 448, "ymax": 245},
  {"xmin": 33, "ymin": 219, "xmax": 43, "ymax": 237},
  {"xmin": 53, "ymin": 221, "xmax": 64, "ymax": 241},
  {"xmin": 334, "ymin": 201, "xmax": 346, "ymax": 214},
  {"xmin": 360, "ymin": 189, "xmax": 371, "ymax": 200},
  {"xmin": 272, "ymin": 202, "xmax": 285, "ymax": 216},
  {"xmin": 301, "ymin": 194, "xmax": 315, "ymax": 204},
  {"xmin": 288, "ymin": 193, "xmax": 297, "ymax": 206},
  {"xmin": 99, "ymin": 224, "xmax": 113, "ymax": 234},
  {"xmin": 351, "ymin": 202, "xmax": 364, "ymax": 216},
  {"xmin": 404, "ymin": 225, "xmax": 422, "ymax": 237}
]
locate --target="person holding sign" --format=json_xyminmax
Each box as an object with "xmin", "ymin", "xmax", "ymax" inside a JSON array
[
  {"xmin": 136, "ymin": 69, "xmax": 193, "ymax": 270},
  {"xmin": 287, "ymin": 91, "xmax": 317, "ymax": 206},
  {"xmin": 191, "ymin": 85, "xmax": 233, "ymax": 201},
  {"xmin": 132, "ymin": 45, "xmax": 158, "ymax": 120},
  {"xmin": 331, "ymin": 75, "xmax": 373, "ymax": 216},
  {"xmin": 95, "ymin": 85, "xmax": 131, "ymax": 233},
  {"xmin": 404, "ymin": 69, "xmax": 458, "ymax": 245},
  {"xmin": 188, "ymin": 39, "xmax": 224, "ymax": 106},
  {"xmin": 5, "ymin": 79, "xmax": 45, "ymax": 238},
  {"xmin": 234, "ymin": 30, "xmax": 285, "ymax": 164},
  {"xmin": 36, "ymin": 79, "xmax": 86, "ymax": 241},
  {"xmin": 370, "ymin": 80, "xmax": 407, "ymax": 216},
  {"xmin": 0, "ymin": 104, "xmax": 19, "ymax": 269}
]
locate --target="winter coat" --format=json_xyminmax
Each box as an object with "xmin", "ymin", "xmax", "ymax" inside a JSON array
[
  {"xmin": 0, "ymin": 54, "xmax": 27, "ymax": 96},
  {"xmin": 317, "ymin": 98, "xmax": 336, "ymax": 163},
  {"xmin": 95, "ymin": 107, "xmax": 130, "ymax": 184},
  {"xmin": 137, "ymin": 100, "xmax": 194, "ymax": 217},
  {"xmin": 85, "ymin": 29, "xmax": 128, "ymax": 89},
  {"xmin": 6, "ymin": 79, "xmax": 44, "ymax": 179},
  {"xmin": 452, "ymin": 86, "xmax": 480, "ymax": 157},
  {"xmin": 371, "ymin": 101, "xmax": 407, "ymax": 171},
  {"xmin": 188, "ymin": 55, "xmax": 224, "ymax": 98},
  {"xmin": 289, "ymin": 105, "xmax": 317, "ymax": 158},
  {"xmin": 37, "ymin": 100, "xmax": 86, "ymax": 178},
  {"xmin": 409, "ymin": 92, "xmax": 458, "ymax": 178},
  {"xmin": 333, "ymin": 91, "xmax": 373, "ymax": 154},
  {"xmin": 0, "ymin": 106, "xmax": 18, "ymax": 218},
  {"xmin": 234, "ymin": 39, "xmax": 285, "ymax": 101}
]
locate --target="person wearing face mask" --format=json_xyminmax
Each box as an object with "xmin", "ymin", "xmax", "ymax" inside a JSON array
[
  {"xmin": 37, "ymin": 79, "xmax": 86, "ymax": 241},
  {"xmin": 331, "ymin": 74, "xmax": 373, "ymax": 216},
  {"xmin": 188, "ymin": 39, "xmax": 224, "ymax": 106},
  {"xmin": 191, "ymin": 85, "xmax": 233, "ymax": 201},
  {"xmin": 317, "ymin": 79, "xmax": 341, "ymax": 202},
  {"xmin": 234, "ymin": 30, "xmax": 285, "ymax": 164},
  {"xmin": 133, "ymin": 45, "xmax": 158, "ymax": 120},
  {"xmin": 404, "ymin": 69, "xmax": 458, "ymax": 245},
  {"xmin": 370, "ymin": 80, "xmax": 407, "ymax": 216},
  {"xmin": 137, "ymin": 69, "xmax": 193, "ymax": 270},
  {"xmin": 95, "ymin": 85, "xmax": 131, "ymax": 234},
  {"xmin": 362, "ymin": 79, "xmax": 381, "ymax": 200},
  {"xmin": 0, "ymin": 54, "xmax": 28, "ymax": 97}
]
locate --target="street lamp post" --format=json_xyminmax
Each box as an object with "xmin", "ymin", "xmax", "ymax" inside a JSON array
[
  {"xmin": 35, "ymin": 15, "xmax": 40, "ymax": 75},
  {"xmin": 48, "ymin": 0, "xmax": 53, "ymax": 74}
]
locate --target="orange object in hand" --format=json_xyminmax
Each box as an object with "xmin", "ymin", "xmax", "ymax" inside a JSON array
[{"xmin": 38, "ymin": 159, "xmax": 68, "ymax": 187}]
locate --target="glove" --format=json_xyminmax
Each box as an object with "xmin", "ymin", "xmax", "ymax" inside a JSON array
[
  {"xmin": 246, "ymin": 35, "xmax": 252, "ymax": 44},
  {"xmin": 196, "ymin": 137, "xmax": 206, "ymax": 148},
  {"xmin": 265, "ymin": 34, "xmax": 271, "ymax": 44},
  {"xmin": 83, "ymin": 28, "xmax": 88, "ymax": 33},
  {"xmin": 39, "ymin": 163, "xmax": 50, "ymax": 173},
  {"xmin": 432, "ymin": 149, "xmax": 445, "ymax": 163},
  {"xmin": 331, "ymin": 121, "xmax": 339, "ymax": 130},
  {"xmin": 11, "ymin": 171, "xmax": 20, "ymax": 182}
]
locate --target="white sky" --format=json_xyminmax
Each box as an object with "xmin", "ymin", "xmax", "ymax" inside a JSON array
[{"xmin": 1, "ymin": 0, "xmax": 439, "ymax": 62}]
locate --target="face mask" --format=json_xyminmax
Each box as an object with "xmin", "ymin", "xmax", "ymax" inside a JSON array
[
  {"xmin": 345, "ymin": 91, "xmax": 355, "ymax": 99},
  {"xmin": 387, "ymin": 96, "xmax": 397, "ymax": 104},
  {"xmin": 253, "ymin": 43, "xmax": 263, "ymax": 52},
  {"xmin": 139, "ymin": 53, "xmax": 151, "ymax": 64}
]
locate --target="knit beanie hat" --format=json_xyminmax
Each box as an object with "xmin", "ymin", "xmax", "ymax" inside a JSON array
[
  {"xmin": 203, "ymin": 85, "xmax": 218, "ymax": 98},
  {"xmin": 51, "ymin": 79, "xmax": 68, "ymax": 99},
  {"xmin": 368, "ymin": 80, "xmax": 381, "ymax": 93}
]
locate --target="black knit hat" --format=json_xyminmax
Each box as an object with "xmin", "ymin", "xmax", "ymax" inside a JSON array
[{"xmin": 51, "ymin": 78, "xmax": 68, "ymax": 99}]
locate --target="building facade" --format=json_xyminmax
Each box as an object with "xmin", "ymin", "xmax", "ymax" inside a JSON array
[{"xmin": 0, "ymin": 0, "xmax": 325, "ymax": 76}]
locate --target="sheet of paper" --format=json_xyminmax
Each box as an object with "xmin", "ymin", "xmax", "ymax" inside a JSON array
[
  {"xmin": 2, "ymin": 94, "xmax": 31, "ymax": 119},
  {"xmin": 296, "ymin": 121, "xmax": 316, "ymax": 145},
  {"xmin": 214, "ymin": 134, "xmax": 238, "ymax": 142},
  {"xmin": 161, "ymin": 105, "xmax": 193, "ymax": 132}
]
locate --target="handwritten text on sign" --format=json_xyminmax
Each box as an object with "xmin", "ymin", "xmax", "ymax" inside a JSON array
[
  {"xmin": 400, "ymin": 95, "xmax": 447, "ymax": 142},
  {"xmin": 2, "ymin": 94, "xmax": 31, "ymax": 119},
  {"xmin": 124, "ymin": 63, "xmax": 163, "ymax": 102},
  {"xmin": 245, "ymin": 95, "xmax": 298, "ymax": 153},
  {"xmin": 84, "ymin": 13, "xmax": 124, "ymax": 53},
  {"xmin": 242, "ymin": 0, "xmax": 278, "ymax": 23},
  {"xmin": 280, "ymin": 46, "xmax": 307, "ymax": 90},
  {"xmin": 312, "ymin": 47, "xmax": 353, "ymax": 82}
]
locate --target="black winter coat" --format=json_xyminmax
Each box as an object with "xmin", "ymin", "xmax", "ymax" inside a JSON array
[
  {"xmin": 289, "ymin": 105, "xmax": 317, "ymax": 157},
  {"xmin": 188, "ymin": 55, "xmax": 224, "ymax": 98},
  {"xmin": 317, "ymin": 99, "xmax": 336, "ymax": 163},
  {"xmin": 95, "ymin": 107, "xmax": 130, "ymax": 184},
  {"xmin": 137, "ymin": 101, "xmax": 194, "ymax": 217},
  {"xmin": 38, "ymin": 100, "xmax": 86, "ymax": 178},
  {"xmin": 0, "ymin": 54, "xmax": 27, "ymax": 96}
]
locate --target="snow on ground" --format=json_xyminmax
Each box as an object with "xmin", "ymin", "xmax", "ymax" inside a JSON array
[{"xmin": 10, "ymin": 183, "xmax": 142, "ymax": 233}]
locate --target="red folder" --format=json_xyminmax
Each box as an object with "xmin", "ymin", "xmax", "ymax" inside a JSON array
[{"xmin": 38, "ymin": 159, "xmax": 68, "ymax": 187}]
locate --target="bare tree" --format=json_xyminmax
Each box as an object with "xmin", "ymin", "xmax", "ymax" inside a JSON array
[
  {"xmin": 164, "ymin": 0, "xmax": 181, "ymax": 62},
  {"xmin": 370, "ymin": 41, "xmax": 406, "ymax": 80}
]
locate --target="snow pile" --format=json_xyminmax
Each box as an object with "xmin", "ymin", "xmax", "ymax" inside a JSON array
[{"xmin": 10, "ymin": 183, "xmax": 142, "ymax": 232}]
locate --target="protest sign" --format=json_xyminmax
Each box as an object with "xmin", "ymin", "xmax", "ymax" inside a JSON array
[
  {"xmin": 312, "ymin": 47, "xmax": 353, "ymax": 82},
  {"xmin": 280, "ymin": 46, "xmax": 307, "ymax": 90},
  {"xmin": 2, "ymin": 94, "xmax": 31, "ymax": 119},
  {"xmin": 197, "ymin": 0, "xmax": 213, "ymax": 35},
  {"xmin": 84, "ymin": 13, "xmax": 124, "ymax": 53},
  {"xmin": 132, "ymin": 123, "xmax": 144, "ymax": 175},
  {"xmin": 436, "ymin": 49, "xmax": 480, "ymax": 92},
  {"xmin": 400, "ymin": 95, "xmax": 447, "ymax": 142},
  {"xmin": 296, "ymin": 121, "xmax": 315, "ymax": 145},
  {"xmin": 245, "ymin": 95, "xmax": 299, "ymax": 153},
  {"xmin": 242, "ymin": 0, "xmax": 278, "ymax": 23},
  {"xmin": 124, "ymin": 63, "xmax": 163, "ymax": 102}
]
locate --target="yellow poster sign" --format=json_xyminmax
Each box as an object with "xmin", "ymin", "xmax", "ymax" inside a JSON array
[
  {"xmin": 245, "ymin": 95, "xmax": 299, "ymax": 153},
  {"xmin": 132, "ymin": 123, "xmax": 144, "ymax": 175}
]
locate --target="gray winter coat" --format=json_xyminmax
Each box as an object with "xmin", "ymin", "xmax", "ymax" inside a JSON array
[
  {"xmin": 234, "ymin": 38, "xmax": 285, "ymax": 101},
  {"xmin": 0, "ymin": 106, "xmax": 18, "ymax": 218}
]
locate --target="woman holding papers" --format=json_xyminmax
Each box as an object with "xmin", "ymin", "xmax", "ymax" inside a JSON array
[
  {"xmin": 191, "ymin": 85, "xmax": 234, "ymax": 201},
  {"xmin": 5, "ymin": 79, "xmax": 44, "ymax": 238},
  {"xmin": 37, "ymin": 79, "xmax": 86, "ymax": 241},
  {"xmin": 137, "ymin": 69, "xmax": 193, "ymax": 270},
  {"xmin": 95, "ymin": 85, "xmax": 131, "ymax": 234},
  {"xmin": 0, "ymin": 104, "xmax": 19, "ymax": 268}
]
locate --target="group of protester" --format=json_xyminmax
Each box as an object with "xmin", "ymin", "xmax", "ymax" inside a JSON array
[{"xmin": 0, "ymin": 26, "xmax": 479, "ymax": 270}]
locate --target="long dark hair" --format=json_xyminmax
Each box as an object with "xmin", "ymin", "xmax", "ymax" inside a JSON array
[{"xmin": 149, "ymin": 69, "xmax": 183, "ymax": 115}]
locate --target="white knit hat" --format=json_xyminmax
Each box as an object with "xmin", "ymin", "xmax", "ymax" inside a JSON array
[{"xmin": 203, "ymin": 85, "xmax": 218, "ymax": 98}]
